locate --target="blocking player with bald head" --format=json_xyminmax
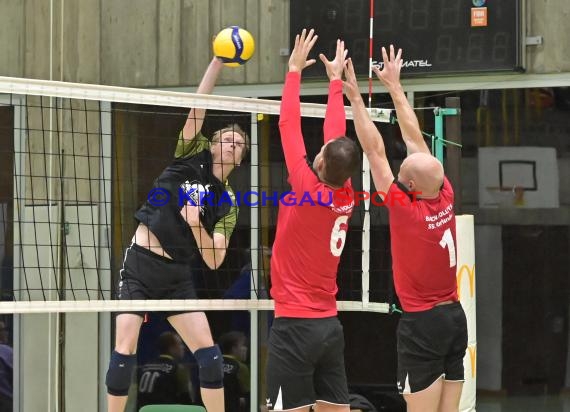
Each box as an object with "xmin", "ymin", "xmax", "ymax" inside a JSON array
[
  {"xmin": 398, "ymin": 152, "xmax": 445, "ymax": 197},
  {"xmin": 344, "ymin": 46, "xmax": 467, "ymax": 412}
]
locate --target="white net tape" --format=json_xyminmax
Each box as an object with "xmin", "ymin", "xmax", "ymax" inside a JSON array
[
  {"xmin": 0, "ymin": 76, "xmax": 394, "ymax": 122},
  {"xmin": 0, "ymin": 299, "xmax": 389, "ymax": 314}
]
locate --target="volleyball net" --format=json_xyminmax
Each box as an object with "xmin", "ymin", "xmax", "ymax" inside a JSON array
[
  {"xmin": 0, "ymin": 77, "xmax": 398, "ymax": 409},
  {"xmin": 0, "ymin": 75, "xmax": 398, "ymax": 315},
  {"xmin": 0, "ymin": 76, "xmax": 478, "ymax": 412}
]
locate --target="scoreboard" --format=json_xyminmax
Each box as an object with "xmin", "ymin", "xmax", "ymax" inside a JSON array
[{"xmin": 290, "ymin": 0, "xmax": 522, "ymax": 77}]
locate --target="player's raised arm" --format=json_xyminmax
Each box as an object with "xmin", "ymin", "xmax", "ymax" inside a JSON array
[
  {"xmin": 319, "ymin": 39, "xmax": 348, "ymax": 143},
  {"xmin": 279, "ymin": 28, "xmax": 318, "ymax": 174},
  {"xmin": 182, "ymin": 56, "xmax": 224, "ymax": 141},
  {"xmin": 373, "ymin": 45, "xmax": 430, "ymax": 155},
  {"xmin": 344, "ymin": 58, "xmax": 394, "ymax": 195}
]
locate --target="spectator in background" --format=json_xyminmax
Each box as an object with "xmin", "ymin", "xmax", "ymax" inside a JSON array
[
  {"xmin": 0, "ymin": 320, "xmax": 12, "ymax": 411},
  {"xmin": 219, "ymin": 331, "xmax": 250, "ymax": 412},
  {"xmin": 136, "ymin": 331, "xmax": 194, "ymax": 409}
]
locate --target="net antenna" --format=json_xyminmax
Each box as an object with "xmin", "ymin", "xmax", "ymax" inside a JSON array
[
  {"xmin": 368, "ymin": 0, "xmax": 375, "ymax": 110},
  {"xmin": 359, "ymin": 0, "xmax": 376, "ymax": 309}
]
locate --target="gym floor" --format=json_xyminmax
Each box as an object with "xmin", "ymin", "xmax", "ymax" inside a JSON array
[{"xmin": 477, "ymin": 393, "xmax": 570, "ymax": 412}]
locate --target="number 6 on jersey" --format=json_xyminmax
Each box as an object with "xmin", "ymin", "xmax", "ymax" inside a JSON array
[{"xmin": 330, "ymin": 215, "xmax": 349, "ymax": 257}]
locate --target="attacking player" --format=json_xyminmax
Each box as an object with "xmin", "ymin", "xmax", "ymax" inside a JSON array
[
  {"xmin": 265, "ymin": 29, "xmax": 360, "ymax": 412},
  {"xmin": 105, "ymin": 56, "xmax": 249, "ymax": 412},
  {"xmin": 343, "ymin": 46, "xmax": 467, "ymax": 412}
]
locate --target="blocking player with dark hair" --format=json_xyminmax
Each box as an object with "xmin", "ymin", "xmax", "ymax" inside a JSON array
[{"xmin": 265, "ymin": 29, "xmax": 360, "ymax": 412}]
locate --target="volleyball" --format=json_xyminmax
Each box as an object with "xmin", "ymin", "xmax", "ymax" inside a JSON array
[{"xmin": 213, "ymin": 26, "xmax": 255, "ymax": 67}]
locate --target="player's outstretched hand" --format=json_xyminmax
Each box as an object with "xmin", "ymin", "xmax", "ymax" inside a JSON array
[
  {"xmin": 343, "ymin": 58, "xmax": 362, "ymax": 103},
  {"xmin": 289, "ymin": 28, "xmax": 318, "ymax": 73},
  {"xmin": 372, "ymin": 45, "xmax": 403, "ymax": 91},
  {"xmin": 319, "ymin": 39, "xmax": 348, "ymax": 81}
]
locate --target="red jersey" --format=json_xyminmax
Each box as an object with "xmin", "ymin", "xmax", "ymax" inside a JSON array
[
  {"xmin": 386, "ymin": 178, "xmax": 458, "ymax": 312},
  {"xmin": 271, "ymin": 72, "xmax": 353, "ymax": 318}
]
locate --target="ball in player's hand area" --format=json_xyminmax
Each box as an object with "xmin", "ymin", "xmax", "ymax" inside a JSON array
[{"xmin": 213, "ymin": 26, "xmax": 255, "ymax": 67}]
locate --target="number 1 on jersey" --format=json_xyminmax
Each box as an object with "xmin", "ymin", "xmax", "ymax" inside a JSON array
[
  {"xmin": 439, "ymin": 228, "xmax": 457, "ymax": 268},
  {"xmin": 330, "ymin": 215, "xmax": 349, "ymax": 257}
]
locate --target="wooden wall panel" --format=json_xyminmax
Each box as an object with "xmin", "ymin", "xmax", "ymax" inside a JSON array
[
  {"xmin": 3, "ymin": 1, "xmax": 569, "ymax": 86},
  {"xmin": 100, "ymin": 0, "xmax": 159, "ymax": 86},
  {"xmin": 180, "ymin": 0, "xmax": 211, "ymax": 86},
  {"xmin": 61, "ymin": 0, "xmax": 101, "ymax": 83},
  {"xmin": 0, "ymin": 0, "xmax": 291, "ymax": 86},
  {"xmin": 527, "ymin": 0, "xmax": 570, "ymax": 73},
  {"xmin": 213, "ymin": 0, "xmax": 248, "ymax": 85},
  {"xmin": 245, "ymin": 0, "xmax": 261, "ymax": 84},
  {"xmin": 258, "ymin": 0, "xmax": 289, "ymax": 84},
  {"xmin": 0, "ymin": 0, "xmax": 25, "ymax": 78},
  {"xmin": 158, "ymin": 0, "xmax": 182, "ymax": 86},
  {"xmin": 23, "ymin": 0, "xmax": 52, "ymax": 80}
]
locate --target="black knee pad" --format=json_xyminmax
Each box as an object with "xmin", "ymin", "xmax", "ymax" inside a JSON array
[
  {"xmin": 105, "ymin": 350, "xmax": 137, "ymax": 396},
  {"xmin": 194, "ymin": 344, "xmax": 224, "ymax": 389}
]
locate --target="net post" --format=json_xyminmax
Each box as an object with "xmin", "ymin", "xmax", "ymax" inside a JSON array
[
  {"xmin": 434, "ymin": 108, "xmax": 445, "ymax": 163},
  {"xmin": 361, "ymin": 154, "xmax": 371, "ymax": 308},
  {"xmin": 364, "ymin": 0, "xmax": 373, "ymax": 308},
  {"xmin": 98, "ymin": 100, "xmax": 113, "ymax": 410},
  {"xmin": 368, "ymin": 0, "xmax": 374, "ymax": 109},
  {"xmin": 433, "ymin": 107, "xmax": 460, "ymax": 164},
  {"xmin": 249, "ymin": 112, "xmax": 260, "ymax": 412},
  {"xmin": 8, "ymin": 93, "xmax": 24, "ymax": 412}
]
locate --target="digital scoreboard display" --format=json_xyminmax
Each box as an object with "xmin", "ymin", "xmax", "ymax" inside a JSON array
[{"xmin": 290, "ymin": 0, "xmax": 522, "ymax": 77}]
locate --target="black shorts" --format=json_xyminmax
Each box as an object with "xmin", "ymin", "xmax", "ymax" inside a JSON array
[
  {"xmin": 116, "ymin": 243, "xmax": 197, "ymax": 317},
  {"xmin": 266, "ymin": 317, "xmax": 349, "ymax": 410},
  {"xmin": 397, "ymin": 301, "xmax": 467, "ymax": 394}
]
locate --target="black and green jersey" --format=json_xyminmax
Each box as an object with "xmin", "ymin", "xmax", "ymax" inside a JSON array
[{"xmin": 135, "ymin": 132, "xmax": 238, "ymax": 262}]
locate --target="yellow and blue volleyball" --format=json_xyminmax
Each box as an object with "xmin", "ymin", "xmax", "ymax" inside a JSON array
[{"xmin": 213, "ymin": 26, "xmax": 255, "ymax": 67}]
